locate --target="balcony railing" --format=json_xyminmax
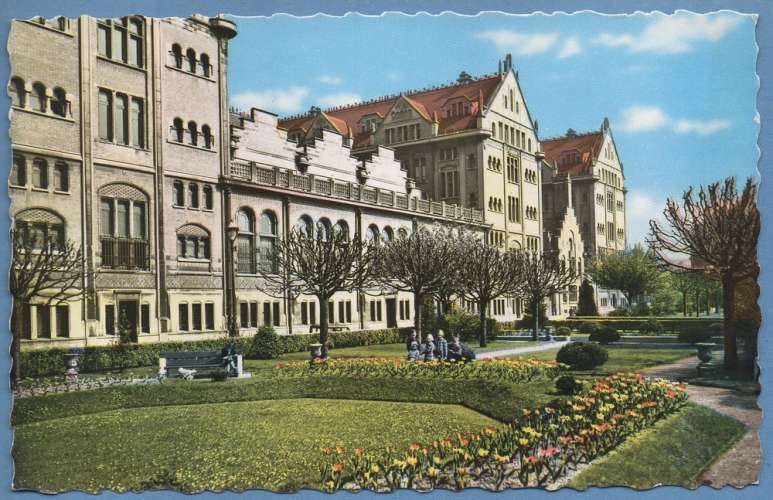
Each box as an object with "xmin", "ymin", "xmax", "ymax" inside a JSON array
[
  {"xmin": 229, "ymin": 160, "xmax": 485, "ymax": 224},
  {"xmin": 100, "ymin": 237, "xmax": 150, "ymax": 270}
]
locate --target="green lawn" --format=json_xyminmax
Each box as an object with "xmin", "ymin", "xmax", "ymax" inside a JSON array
[
  {"xmin": 13, "ymin": 398, "xmax": 498, "ymax": 493},
  {"xmin": 568, "ymin": 403, "xmax": 746, "ymax": 490}
]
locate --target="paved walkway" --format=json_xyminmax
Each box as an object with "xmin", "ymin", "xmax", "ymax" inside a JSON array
[
  {"xmin": 476, "ymin": 340, "xmax": 568, "ymax": 359},
  {"xmin": 643, "ymin": 357, "xmax": 761, "ymax": 488}
]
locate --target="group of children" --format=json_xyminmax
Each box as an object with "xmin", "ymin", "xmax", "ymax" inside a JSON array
[{"xmin": 406, "ymin": 329, "xmax": 469, "ymax": 362}]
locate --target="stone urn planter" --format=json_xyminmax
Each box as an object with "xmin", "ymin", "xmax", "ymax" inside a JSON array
[
  {"xmin": 695, "ymin": 343, "xmax": 716, "ymax": 364},
  {"xmin": 63, "ymin": 351, "xmax": 80, "ymax": 384},
  {"xmin": 309, "ymin": 343, "xmax": 324, "ymax": 362}
]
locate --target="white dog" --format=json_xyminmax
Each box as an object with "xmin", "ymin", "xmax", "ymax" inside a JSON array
[{"xmin": 178, "ymin": 367, "xmax": 197, "ymax": 380}]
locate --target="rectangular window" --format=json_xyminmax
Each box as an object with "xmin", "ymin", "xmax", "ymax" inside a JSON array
[
  {"xmin": 97, "ymin": 24, "xmax": 110, "ymax": 57},
  {"xmin": 130, "ymin": 98, "xmax": 144, "ymax": 148},
  {"xmin": 11, "ymin": 157, "xmax": 26, "ymax": 187},
  {"xmin": 100, "ymin": 199, "xmax": 113, "ymax": 236},
  {"xmin": 338, "ymin": 301, "xmax": 344, "ymax": 324},
  {"xmin": 399, "ymin": 301, "xmax": 404, "ymax": 320},
  {"xmin": 55, "ymin": 305, "xmax": 69, "ymax": 338},
  {"xmin": 370, "ymin": 301, "xmax": 376, "ymax": 321},
  {"xmin": 273, "ymin": 302, "xmax": 280, "ymax": 326},
  {"xmin": 240, "ymin": 302, "xmax": 249, "ymax": 328},
  {"xmin": 53, "ymin": 164, "xmax": 69, "ymax": 192},
  {"xmin": 133, "ymin": 202, "xmax": 145, "ymax": 239},
  {"xmin": 178, "ymin": 303, "xmax": 189, "ymax": 331},
  {"xmin": 98, "ymin": 90, "xmax": 112, "ymax": 140},
  {"xmin": 105, "ymin": 304, "xmax": 115, "ymax": 335},
  {"xmin": 346, "ymin": 301, "xmax": 352, "ymax": 323},
  {"xmin": 301, "ymin": 302, "xmax": 308, "ymax": 325},
  {"xmin": 377, "ymin": 301, "xmax": 382, "ymax": 321},
  {"xmin": 192, "ymin": 303, "xmax": 202, "ymax": 331},
  {"xmin": 116, "ymin": 200, "xmax": 129, "ymax": 237},
  {"xmin": 250, "ymin": 302, "xmax": 258, "ymax": 328},
  {"xmin": 405, "ymin": 300, "xmax": 410, "ymax": 320},
  {"xmin": 263, "ymin": 302, "xmax": 270, "ymax": 326},
  {"xmin": 328, "ymin": 301, "xmax": 335, "ymax": 323},
  {"xmin": 310, "ymin": 301, "xmax": 316, "ymax": 326},
  {"xmin": 112, "ymin": 23, "xmax": 126, "ymax": 62},
  {"xmin": 205, "ymin": 303, "xmax": 214, "ymax": 330},
  {"xmin": 129, "ymin": 33, "xmax": 142, "ymax": 66},
  {"xmin": 141, "ymin": 303, "xmax": 150, "ymax": 333},
  {"xmin": 114, "ymin": 94, "xmax": 128, "ymax": 145}
]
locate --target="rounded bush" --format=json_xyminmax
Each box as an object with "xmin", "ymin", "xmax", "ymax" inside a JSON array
[
  {"xmin": 707, "ymin": 322, "xmax": 724, "ymax": 336},
  {"xmin": 555, "ymin": 326, "xmax": 572, "ymax": 337},
  {"xmin": 589, "ymin": 326, "xmax": 621, "ymax": 345},
  {"xmin": 556, "ymin": 342, "xmax": 608, "ymax": 370},
  {"xmin": 578, "ymin": 322, "xmax": 601, "ymax": 334},
  {"xmin": 677, "ymin": 326, "xmax": 713, "ymax": 344},
  {"xmin": 555, "ymin": 375, "xmax": 580, "ymax": 395},
  {"xmin": 639, "ymin": 319, "xmax": 664, "ymax": 335},
  {"xmin": 250, "ymin": 325, "xmax": 281, "ymax": 359}
]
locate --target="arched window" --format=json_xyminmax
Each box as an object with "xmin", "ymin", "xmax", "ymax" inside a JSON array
[
  {"xmin": 15, "ymin": 208, "xmax": 65, "ymax": 250},
  {"xmin": 98, "ymin": 183, "xmax": 149, "ymax": 269},
  {"xmin": 53, "ymin": 162, "xmax": 69, "ymax": 192},
  {"xmin": 186, "ymin": 48, "xmax": 196, "ymax": 73},
  {"xmin": 177, "ymin": 224, "xmax": 210, "ymax": 260},
  {"xmin": 171, "ymin": 44, "xmax": 183, "ymax": 68},
  {"xmin": 50, "ymin": 87, "xmax": 67, "ymax": 117},
  {"xmin": 397, "ymin": 227, "xmax": 409, "ymax": 239},
  {"xmin": 333, "ymin": 220, "xmax": 349, "ymax": 239},
  {"xmin": 382, "ymin": 226, "xmax": 394, "ymax": 242},
  {"xmin": 188, "ymin": 183, "xmax": 199, "ymax": 208},
  {"xmin": 236, "ymin": 208, "xmax": 255, "ymax": 274},
  {"xmin": 258, "ymin": 211, "xmax": 278, "ymax": 272},
  {"xmin": 200, "ymin": 53, "xmax": 211, "ymax": 77},
  {"xmin": 173, "ymin": 117, "xmax": 184, "ymax": 142},
  {"xmin": 31, "ymin": 158, "xmax": 48, "ymax": 189},
  {"xmin": 316, "ymin": 218, "xmax": 332, "ymax": 241},
  {"xmin": 203, "ymin": 185, "xmax": 213, "ymax": 210},
  {"xmin": 172, "ymin": 180, "xmax": 184, "ymax": 206},
  {"xmin": 366, "ymin": 224, "xmax": 380, "ymax": 243},
  {"xmin": 10, "ymin": 155, "xmax": 26, "ymax": 187},
  {"xmin": 187, "ymin": 121, "xmax": 198, "ymax": 146},
  {"xmin": 202, "ymin": 124, "xmax": 213, "ymax": 149},
  {"xmin": 31, "ymin": 82, "xmax": 46, "ymax": 112},
  {"xmin": 9, "ymin": 77, "xmax": 25, "ymax": 108},
  {"xmin": 296, "ymin": 215, "xmax": 314, "ymax": 237}
]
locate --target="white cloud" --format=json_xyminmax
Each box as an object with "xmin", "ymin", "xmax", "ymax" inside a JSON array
[
  {"xmin": 673, "ymin": 119, "xmax": 731, "ymax": 135},
  {"xmin": 617, "ymin": 105, "xmax": 731, "ymax": 136},
  {"xmin": 319, "ymin": 92, "xmax": 362, "ymax": 108},
  {"xmin": 557, "ymin": 37, "xmax": 582, "ymax": 58},
  {"xmin": 595, "ymin": 13, "xmax": 742, "ymax": 54},
  {"xmin": 618, "ymin": 105, "xmax": 670, "ymax": 132},
  {"xmin": 231, "ymin": 87, "xmax": 309, "ymax": 114},
  {"xmin": 318, "ymin": 75, "xmax": 342, "ymax": 85},
  {"xmin": 477, "ymin": 30, "xmax": 560, "ymax": 56},
  {"xmin": 626, "ymin": 191, "xmax": 664, "ymax": 245}
]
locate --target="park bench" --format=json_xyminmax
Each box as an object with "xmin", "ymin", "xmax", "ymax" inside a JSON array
[
  {"xmin": 159, "ymin": 350, "xmax": 238, "ymax": 379},
  {"xmin": 308, "ymin": 324, "xmax": 350, "ymax": 333}
]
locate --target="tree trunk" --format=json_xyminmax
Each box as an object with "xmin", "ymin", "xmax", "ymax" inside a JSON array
[
  {"xmin": 721, "ymin": 277, "xmax": 737, "ymax": 369},
  {"xmin": 695, "ymin": 290, "xmax": 700, "ymax": 317},
  {"xmin": 414, "ymin": 292, "xmax": 423, "ymax": 344},
  {"xmin": 478, "ymin": 300, "xmax": 488, "ymax": 348},
  {"xmin": 682, "ymin": 291, "xmax": 688, "ymax": 317},
  {"xmin": 705, "ymin": 292, "xmax": 711, "ymax": 315},
  {"xmin": 318, "ymin": 295, "xmax": 330, "ymax": 359},
  {"xmin": 532, "ymin": 298, "xmax": 540, "ymax": 341},
  {"xmin": 11, "ymin": 301, "xmax": 24, "ymax": 389}
]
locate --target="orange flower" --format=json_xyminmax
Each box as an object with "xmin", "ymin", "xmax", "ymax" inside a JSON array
[
  {"xmin": 355, "ymin": 448, "xmax": 365, "ymax": 457},
  {"xmin": 409, "ymin": 442, "xmax": 422, "ymax": 451},
  {"xmin": 321, "ymin": 447, "xmax": 333, "ymax": 455},
  {"xmin": 332, "ymin": 462, "xmax": 344, "ymax": 473}
]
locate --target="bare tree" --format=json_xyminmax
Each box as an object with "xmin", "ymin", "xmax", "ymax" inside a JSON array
[
  {"xmin": 648, "ymin": 177, "xmax": 759, "ymax": 369},
  {"xmin": 10, "ymin": 230, "xmax": 86, "ymax": 387},
  {"xmin": 374, "ymin": 226, "xmax": 458, "ymax": 342},
  {"xmin": 457, "ymin": 235, "xmax": 522, "ymax": 347},
  {"xmin": 517, "ymin": 250, "xmax": 579, "ymax": 340},
  {"xmin": 254, "ymin": 246, "xmax": 305, "ymax": 335},
  {"xmin": 258, "ymin": 228, "xmax": 376, "ymax": 358}
]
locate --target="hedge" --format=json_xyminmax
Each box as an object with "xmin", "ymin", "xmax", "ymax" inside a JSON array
[
  {"xmin": 20, "ymin": 328, "xmax": 407, "ymax": 379},
  {"xmin": 553, "ymin": 317, "xmax": 722, "ymax": 334}
]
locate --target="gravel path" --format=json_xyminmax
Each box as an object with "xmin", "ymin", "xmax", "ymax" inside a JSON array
[
  {"xmin": 643, "ymin": 356, "xmax": 761, "ymax": 488},
  {"xmin": 476, "ymin": 340, "xmax": 569, "ymax": 359}
]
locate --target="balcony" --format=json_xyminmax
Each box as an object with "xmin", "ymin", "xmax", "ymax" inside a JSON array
[
  {"xmin": 229, "ymin": 161, "xmax": 485, "ymax": 224},
  {"xmin": 100, "ymin": 237, "xmax": 150, "ymax": 270}
]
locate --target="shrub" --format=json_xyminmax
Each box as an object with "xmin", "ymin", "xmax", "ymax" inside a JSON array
[
  {"xmin": 555, "ymin": 326, "xmax": 572, "ymax": 337},
  {"xmin": 444, "ymin": 310, "xmax": 498, "ymax": 342},
  {"xmin": 250, "ymin": 326, "xmax": 281, "ymax": 359},
  {"xmin": 589, "ymin": 326, "xmax": 621, "ymax": 345},
  {"xmin": 639, "ymin": 319, "xmax": 664, "ymax": 335},
  {"xmin": 708, "ymin": 322, "xmax": 724, "ymax": 336},
  {"xmin": 631, "ymin": 303, "xmax": 651, "ymax": 316},
  {"xmin": 556, "ymin": 342, "xmax": 608, "ymax": 370},
  {"xmin": 578, "ymin": 322, "xmax": 601, "ymax": 334},
  {"xmin": 677, "ymin": 326, "xmax": 713, "ymax": 344},
  {"xmin": 555, "ymin": 375, "xmax": 580, "ymax": 395},
  {"xmin": 608, "ymin": 308, "xmax": 630, "ymax": 317}
]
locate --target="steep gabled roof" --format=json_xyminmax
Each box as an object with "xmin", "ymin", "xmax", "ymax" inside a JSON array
[{"xmin": 542, "ymin": 131, "xmax": 604, "ymax": 175}]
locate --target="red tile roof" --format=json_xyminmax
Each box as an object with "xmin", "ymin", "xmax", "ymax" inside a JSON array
[
  {"xmin": 542, "ymin": 131, "xmax": 603, "ymax": 175},
  {"xmin": 278, "ymin": 75, "xmax": 503, "ymax": 148}
]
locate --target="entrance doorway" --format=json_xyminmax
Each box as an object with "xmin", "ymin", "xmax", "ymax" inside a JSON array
[
  {"xmin": 385, "ymin": 298, "xmax": 397, "ymax": 328},
  {"xmin": 117, "ymin": 300, "xmax": 139, "ymax": 342}
]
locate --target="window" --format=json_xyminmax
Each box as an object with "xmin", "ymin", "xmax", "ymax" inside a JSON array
[
  {"xmin": 187, "ymin": 121, "xmax": 198, "ymax": 146},
  {"xmin": 98, "ymin": 23, "xmax": 111, "ymax": 57},
  {"xmin": 202, "ymin": 125, "xmax": 213, "ymax": 149},
  {"xmin": 177, "ymin": 225, "xmax": 210, "ymax": 260},
  {"xmin": 31, "ymin": 82, "xmax": 46, "ymax": 112},
  {"xmin": 439, "ymin": 170, "xmax": 459, "ymax": 199},
  {"xmin": 333, "ymin": 220, "xmax": 349, "ymax": 239},
  {"xmin": 316, "ymin": 218, "xmax": 332, "ymax": 241},
  {"xmin": 52, "ymin": 305, "xmax": 68, "ymax": 338},
  {"xmin": 141, "ymin": 304, "xmax": 150, "ymax": 333},
  {"xmin": 104, "ymin": 304, "xmax": 115, "ymax": 335},
  {"xmin": 114, "ymin": 94, "xmax": 128, "ymax": 144},
  {"xmin": 172, "ymin": 44, "xmax": 183, "ymax": 68},
  {"xmin": 9, "ymin": 77, "xmax": 25, "ymax": 108},
  {"xmin": 205, "ymin": 303, "xmax": 215, "ymax": 330},
  {"xmin": 112, "ymin": 20, "xmax": 127, "ymax": 62},
  {"xmin": 239, "ymin": 302, "xmax": 249, "ymax": 328},
  {"xmin": 186, "ymin": 48, "xmax": 197, "ymax": 73},
  {"xmin": 128, "ymin": 18, "xmax": 143, "ymax": 66},
  {"xmin": 188, "ymin": 183, "xmax": 199, "ymax": 208},
  {"xmin": 366, "ymin": 224, "xmax": 380, "ymax": 243},
  {"xmin": 236, "ymin": 208, "xmax": 255, "ymax": 273},
  {"xmin": 36, "ymin": 306, "xmax": 51, "ymax": 339},
  {"xmin": 258, "ymin": 211, "xmax": 278, "ymax": 272},
  {"xmin": 31, "ymin": 158, "xmax": 48, "ymax": 189},
  {"xmin": 383, "ymin": 226, "xmax": 394, "ymax": 242},
  {"xmin": 263, "ymin": 302, "xmax": 272, "ymax": 326},
  {"xmin": 173, "ymin": 118, "xmax": 184, "ymax": 142},
  {"xmin": 11, "ymin": 156, "xmax": 26, "ymax": 187},
  {"xmin": 273, "ymin": 302, "xmax": 280, "ymax": 326},
  {"xmin": 98, "ymin": 89, "xmax": 113, "ymax": 140},
  {"xmin": 53, "ymin": 163, "xmax": 69, "ymax": 192},
  {"xmin": 192, "ymin": 303, "xmax": 202, "ymax": 331},
  {"xmin": 296, "ymin": 215, "xmax": 314, "ymax": 237},
  {"xmin": 179, "ymin": 303, "xmax": 189, "ymax": 331},
  {"xmin": 130, "ymin": 98, "xmax": 144, "ymax": 147},
  {"xmin": 338, "ymin": 301, "xmax": 344, "ymax": 324},
  {"xmin": 200, "ymin": 53, "xmax": 211, "ymax": 77},
  {"xmin": 173, "ymin": 181, "xmax": 184, "ymax": 206},
  {"xmin": 203, "ymin": 185, "xmax": 213, "ymax": 209},
  {"xmin": 99, "ymin": 185, "xmax": 149, "ymax": 269},
  {"xmin": 45, "ymin": 87, "xmax": 67, "ymax": 118}
]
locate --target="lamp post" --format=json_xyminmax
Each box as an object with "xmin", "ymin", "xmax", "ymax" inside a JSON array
[{"xmin": 226, "ymin": 219, "xmax": 239, "ymax": 338}]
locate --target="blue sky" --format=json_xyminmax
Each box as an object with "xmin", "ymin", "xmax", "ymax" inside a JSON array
[{"xmin": 226, "ymin": 11, "xmax": 759, "ymax": 245}]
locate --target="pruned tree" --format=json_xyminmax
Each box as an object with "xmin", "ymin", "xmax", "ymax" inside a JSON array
[
  {"xmin": 259, "ymin": 228, "xmax": 376, "ymax": 358},
  {"xmin": 374, "ymin": 226, "xmax": 458, "ymax": 342},
  {"xmin": 668, "ymin": 270, "xmax": 697, "ymax": 317},
  {"xmin": 517, "ymin": 251, "xmax": 579, "ymax": 339},
  {"xmin": 576, "ymin": 279, "xmax": 599, "ymax": 316},
  {"xmin": 255, "ymin": 246, "xmax": 305, "ymax": 335},
  {"xmin": 10, "ymin": 229, "xmax": 86, "ymax": 387},
  {"xmin": 457, "ymin": 234, "xmax": 522, "ymax": 347},
  {"xmin": 648, "ymin": 177, "xmax": 759, "ymax": 369},
  {"xmin": 589, "ymin": 244, "xmax": 661, "ymax": 309}
]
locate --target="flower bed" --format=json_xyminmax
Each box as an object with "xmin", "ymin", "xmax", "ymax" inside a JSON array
[
  {"xmin": 275, "ymin": 357, "xmax": 566, "ymax": 384},
  {"xmin": 319, "ymin": 373, "xmax": 688, "ymax": 491}
]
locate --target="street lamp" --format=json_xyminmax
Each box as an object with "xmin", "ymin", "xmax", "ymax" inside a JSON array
[
  {"xmin": 227, "ymin": 219, "xmax": 239, "ymax": 246},
  {"xmin": 226, "ymin": 219, "xmax": 239, "ymax": 337}
]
